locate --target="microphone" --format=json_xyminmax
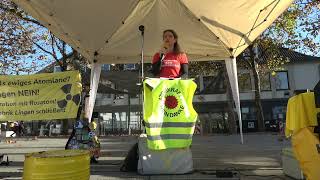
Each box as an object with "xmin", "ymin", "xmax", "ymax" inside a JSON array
[
  {"xmin": 160, "ymin": 46, "xmax": 167, "ymax": 62},
  {"xmin": 139, "ymin": 25, "xmax": 145, "ymax": 35},
  {"xmin": 160, "ymin": 53, "xmax": 165, "ymax": 61}
]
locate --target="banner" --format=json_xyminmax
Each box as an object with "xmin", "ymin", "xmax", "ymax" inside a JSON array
[
  {"xmin": 143, "ymin": 78, "xmax": 198, "ymax": 150},
  {"xmin": 0, "ymin": 71, "xmax": 82, "ymax": 121}
]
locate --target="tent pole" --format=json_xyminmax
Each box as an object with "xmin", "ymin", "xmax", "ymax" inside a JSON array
[
  {"xmin": 225, "ymin": 58, "xmax": 244, "ymax": 144},
  {"xmin": 85, "ymin": 63, "xmax": 101, "ymax": 122}
]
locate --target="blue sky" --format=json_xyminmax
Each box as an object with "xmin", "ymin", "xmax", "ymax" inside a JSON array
[{"xmin": 293, "ymin": 3, "xmax": 320, "ymax": 57}]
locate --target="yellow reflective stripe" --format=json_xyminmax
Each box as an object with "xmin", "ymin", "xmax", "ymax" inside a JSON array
[{"xmin": 147, "ymin": 134, "xmax": 193, "ymax": 141}]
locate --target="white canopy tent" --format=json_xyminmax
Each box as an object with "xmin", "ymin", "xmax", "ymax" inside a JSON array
[{"xmin": 13, "ymin": 0, "xmax": 293, "ymax": 143}]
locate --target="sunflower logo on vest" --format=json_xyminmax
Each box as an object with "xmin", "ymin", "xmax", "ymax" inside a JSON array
[
  {"xmin": 57, "ymin": 84, "xmax": 81, "ymax": 108},
  {"xmin": 160, "ymin": 87, "xmax": 185, "ymax": 118},
  {"xmin": 165, "ymin": 95, "xmax": 178, "ymax": 109}
]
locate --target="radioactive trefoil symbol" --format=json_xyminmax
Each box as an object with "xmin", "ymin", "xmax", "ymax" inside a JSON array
[{"xmin": 57, "ymin": 84, "xmax": 81, "ymax": 108}]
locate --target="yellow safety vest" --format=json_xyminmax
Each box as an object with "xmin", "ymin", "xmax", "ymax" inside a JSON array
[{"xmin": 143, "ymin": 78, "xmax": 198, "ymax": 150}]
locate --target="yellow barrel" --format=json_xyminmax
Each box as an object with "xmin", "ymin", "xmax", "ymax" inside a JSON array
[{"xmin": 23, "ymin": 149, "xmax": 90, "ymax": 180}]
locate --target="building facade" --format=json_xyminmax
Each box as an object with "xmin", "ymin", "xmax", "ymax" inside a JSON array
[
  {"xmin": 8, "ymin": 49, "xmax": 318, "ymax": 136},
  {"xmin": 94, "ymin": 50, "xmax": 320, "ymax": 135}
]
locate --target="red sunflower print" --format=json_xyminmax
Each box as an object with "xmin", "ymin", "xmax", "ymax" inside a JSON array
[{"xmin": 165, "ymin": 95, "xmax": 178, "ymax": 109}]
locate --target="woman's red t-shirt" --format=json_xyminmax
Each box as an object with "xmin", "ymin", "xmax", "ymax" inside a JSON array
[{"xmin": 152, "ymin": 52, "xmax": 188, "ymax": 78}]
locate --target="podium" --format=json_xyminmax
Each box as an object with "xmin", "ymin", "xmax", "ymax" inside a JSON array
[{"xmin": 137, "ymin": 134, "xmax": 193, "ymax": 175}]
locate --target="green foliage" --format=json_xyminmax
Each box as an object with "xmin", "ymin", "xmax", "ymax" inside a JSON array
[
  {"xmin": 0, "ymin": 0, "xmax": 38, "ymax": 74},
  {"xmin": 264, "ymin": 0, "xmax": 320, "ymax": 56},
  {"xmin": 0, "ymin": 0, "xmax": 75, "ymax": 74},
  {"xmin": 234, "ymin": 0, "xmax": 319, "ymax": 79},
  {"xmin": 189, "ymin": 61, "xmax": 223, "ymax": 77}
]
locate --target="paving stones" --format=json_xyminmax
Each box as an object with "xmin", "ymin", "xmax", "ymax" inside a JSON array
[{"xmin": 0, "ymin": 134, "xmax": 293, "ymax": 180}]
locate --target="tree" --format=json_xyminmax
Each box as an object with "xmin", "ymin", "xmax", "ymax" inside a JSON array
[
  {"xmin": 190, "ymin": 0, "xmax": 320, "ymax": 132},
  {"xmin": 0, "ymin": 0, "xmax": 87, "ymax": 75},
  {"xmin": 0, "ymin": 0, "xmax": 38, "ymax": 74},
  {"xmin": 237, "ymin": 42, "xmax": 282, "ymax": 131},
  {"xmin": 189, "ymin": 61, "xmax": 238, "ymax": 134},
  {"xmin": 0, "ymin": 0, "xmax": 91, "ymax": 134},
  {"xmin": 266, "ymin": 0, "xmax": 320, "ymax": 56},
  {"xmin": 234, "ymin": 0, "xmax": 320, "ymax": 131}
]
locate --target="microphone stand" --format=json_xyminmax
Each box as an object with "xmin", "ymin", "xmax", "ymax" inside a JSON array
[
  {"xmin": 138, "ymin": 25, "xmax": 145, "ymax": 131},
  {"xmin": 139, "ymin": 25, "xmax": 145, "ymax": 79}
]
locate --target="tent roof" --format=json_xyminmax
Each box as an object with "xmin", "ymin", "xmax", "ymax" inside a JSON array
[{"xmin": 14, "ymin": 0, "xmax": 293, "ymax": 63}]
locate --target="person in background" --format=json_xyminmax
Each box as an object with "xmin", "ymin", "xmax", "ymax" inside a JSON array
[
  {"xmin": 151, "ymin": 29, "xmax": 188, "ymax": 79},
  {"xmin": 9, "ymin": 122, "xmax": 18, "ymax": 137},
  {"xmin": 89, "ymin": 119, "xmax": 100, "ymax": 163},
  {"xmin": 18, "ymin": 121, "xmax": 24, "ymax": 136}
]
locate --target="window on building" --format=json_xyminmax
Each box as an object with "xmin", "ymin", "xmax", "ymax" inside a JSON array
[
  {"xmin": 202, "ymin": 72, "xmax": 225, "ymax": 94},
  {"xmin": 101, "ymin": 64, "xmax": 110, "ymax": 71},
  {"xmin": 194, "ymin": 77, "xmax": 200, "ymax": 94},
  {"xmin": 114, "ymin": 84, "xmax": 124, "ymax": 99},
  {"xmin": 104, "ymin": 84, "xmax": 112, "ymax": 98},
  {"xmin": 275, "ymin": 71, "xmax": 289, "ymax": 90},
  {"xmin": 272, "ymin": 105, "xmax": 286, "ymax": 121},
  {"xmin": 238, "ymin": 72, "xmax": 252, "ymax": 92},
  {"xmin": 241, "ymin": 106, "xmax": 256, "ymax": 121},
  {"xmin": 54, "ymin": 66, "xmax": 62, "ymax": 72},
  {"xmin": 124, "ymin": 64, "xmax": 136, "ymax": 70},
  {"xmin": 260, "ymin": 72, "xmax": 271, "ymax": 91}
]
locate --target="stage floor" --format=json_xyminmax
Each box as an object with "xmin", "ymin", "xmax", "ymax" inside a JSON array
[{"xmin": 0, "ymin": 133, "xmax": 294, "ymax": 180}]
